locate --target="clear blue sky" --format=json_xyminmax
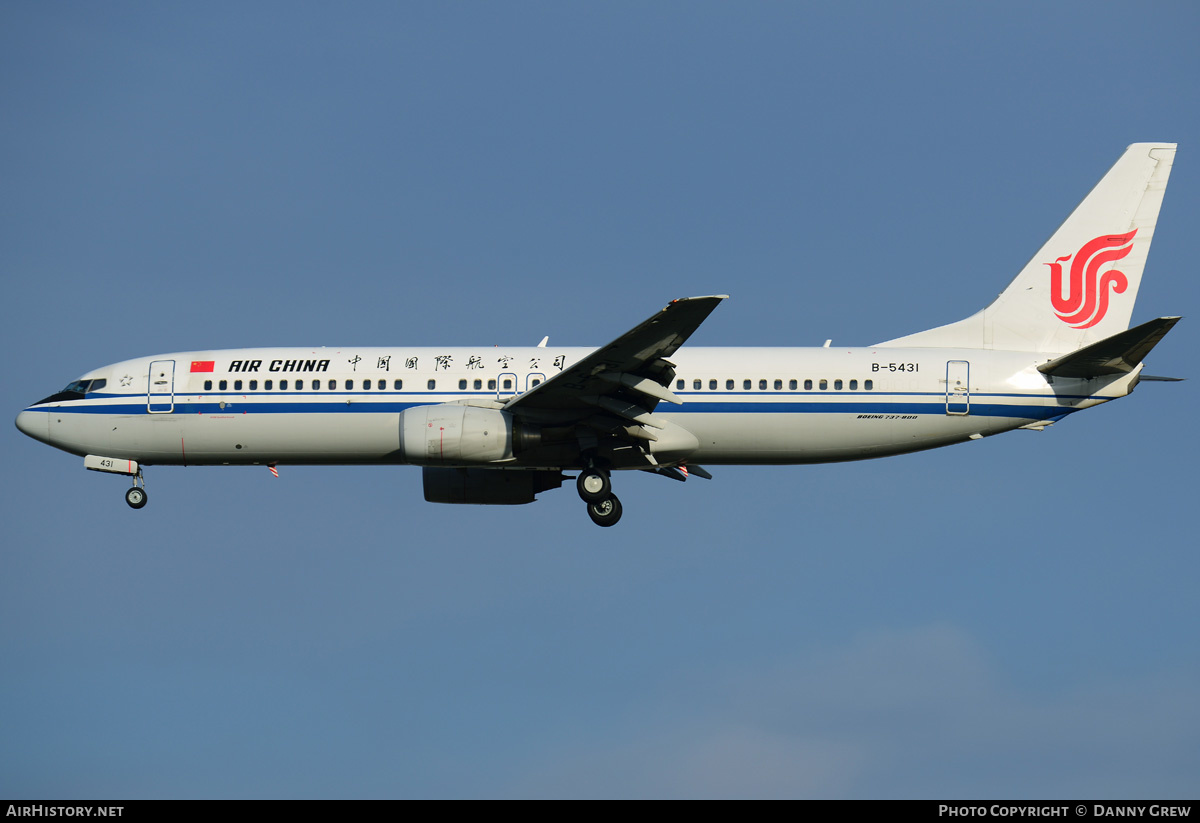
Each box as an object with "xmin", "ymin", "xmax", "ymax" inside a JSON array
[{"xmin": 2, "ymin": 1, "xmax": 1197, "ymax": 798}]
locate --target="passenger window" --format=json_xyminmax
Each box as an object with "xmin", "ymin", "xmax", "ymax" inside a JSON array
[
  {"xmin": 709, "ymin": 379, "xmax": 717, "ymax": 390},
  {"xmin": 473, "ymin": 379, "xmax": 482, "ymax": 390},
  {"xmin": 676, "ymin": 379, "xmax": 685, "ymax": 390},
  {"xmin": 363, "ymin": 380, "xmax": 370, "ymax": 390},
  {"xmin": 312, "ymin": 380, "xmax": 320, "ymax": 390},
  {"xmin": 280, "ymin": 379, "xmax": 288, "ymax": 390},
  {"xmin": 850, "ymin": 379, "xmax": 858, "ymax": 390},
  {"xmin": 819, "ymin": 379, "xmax": 828, "ymax": 390},
  {"xmin": 265, "ymin": 380, "xmax": 273, "ymax": 390},
  {"xmin": 726, "ymin": 379, "xmax": 734, "ymax": 390},
  {"xmin": 234, "ymin": 380, "xmax": 243, "ymax": 391},
  {"xmin": 744, "ymin": 379, "xmax": 751, "ymax": 390},
  {"xmin": 531, "ymin": 378, "xmax": 541, "ymax": 387},
  {"xmin": 693, "ymin": 379, "xmax": 702, "ymax": 390},
  {"xmin": 378, "ymin": 379, "xmax": 385, "ymax": 390},
  {"xmin": 789, "ymin": 379, "xmax": 797, "ymax": 390},
  {"xmin": 834, "ymin": 379, "xmax": 843, "ymax": 390},
  {"xmin": 865, "ymin": 379, "xmax": 873, "ymax": 390},
  {"xmin": 459, "ymin": 379, "xmax": 468, "ymax": 390},
  {"xmin": 427, "ymin": 379, "xmax": 436, "ymax": 390},
  {"xmin": 502, "ymin": 378, "xmax": 512, "ymax": 390},
  {"xmin": 344, "ymin": 379, "xmax": 352, "ymax": 390},
  {"xmin": 804, "ymin": 379, "xmax": 812, "ymax": 390},
  {"xmin": 758, "ymin": 379, "xmax": 767, "ymax": 390},
  {"xmin": 394, "ymin": 379, "xmax": 403, "ymax": 390},
  {"xmin": 774, "ymin": 379, "xmax": 782, "ymax": 390},
  {"xmin": 204, "ymin": 380, "xmax": 212, "ymax": 391},
  {"xmin": 488, "ymin": 379, "xmax": 496, "ymax": 390},
  {"xmin": 250, "ymin": 380, "xmax": 257, "ymax": 391},
  {"xmin": 297, "ymin": 380, "xmax": 305, "ymax": 391},
  {"xmin": 219, "ymin": 380, "xmax": 227, "ymax": 391}
]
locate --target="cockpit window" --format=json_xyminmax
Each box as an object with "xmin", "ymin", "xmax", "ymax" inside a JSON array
[
  {"xmin": 59, "ymin": 378, "xmax": 107, "ymax": 394},
  {"xmin": 35, "ymin": 378, "xmax": 99, "ymax": 406}
]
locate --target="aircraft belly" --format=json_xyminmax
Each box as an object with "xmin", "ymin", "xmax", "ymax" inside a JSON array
[
  {"xmin": 672, "ymin": 412, "xmax": 1025, "ymax": 465},
  {"xmin": 61, "ymin": 411, "xmax": 403, "ymax": 465},
  {"xmin": 178, "ymin": 412, "xmax": 402, "ymax": 464}
]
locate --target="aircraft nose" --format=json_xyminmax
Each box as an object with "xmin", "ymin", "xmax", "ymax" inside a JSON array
[{"xmin": 15, "ymin": 410, "xmax": 49, "ymax": 444}]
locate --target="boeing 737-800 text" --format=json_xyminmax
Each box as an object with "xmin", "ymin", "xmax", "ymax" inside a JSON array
[{"xmin": 15, "ymin": 143, "xmax": 1181, "ymax": 526}]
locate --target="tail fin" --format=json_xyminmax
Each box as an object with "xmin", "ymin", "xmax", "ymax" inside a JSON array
[{"xmin": 879, "ymin": 143, "xmax": 1177, "ymax": 353}]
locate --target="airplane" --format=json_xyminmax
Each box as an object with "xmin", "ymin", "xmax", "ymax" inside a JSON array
[{"xmin": 15, "ymin": 143, "xmax": 1181, "ymax": 527}]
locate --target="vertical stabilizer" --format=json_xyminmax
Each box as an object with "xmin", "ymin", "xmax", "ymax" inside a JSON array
[{"xmin": 878, "ymin": 143, "xmax": 1176, "ymax": 353}]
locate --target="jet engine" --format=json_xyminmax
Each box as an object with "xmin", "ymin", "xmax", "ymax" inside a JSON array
[{"xmin": 398, "ymin": 404, "xmax": 540, "ymax": 465}]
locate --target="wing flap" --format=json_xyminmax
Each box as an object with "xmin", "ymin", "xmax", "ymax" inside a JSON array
[{"xmin": 598, "ymin": 372, "xmax": 683, "ymax": 405}]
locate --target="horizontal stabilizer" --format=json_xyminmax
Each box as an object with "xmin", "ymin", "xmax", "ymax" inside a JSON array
[{"xmin": 1038, "ymin": 316, "xmax": 1180, "ymax": 378}]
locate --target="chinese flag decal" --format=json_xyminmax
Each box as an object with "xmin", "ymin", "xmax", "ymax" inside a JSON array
[{"xmin": 190, "ymin": 361, "xmax": 215, "ymax": 373}]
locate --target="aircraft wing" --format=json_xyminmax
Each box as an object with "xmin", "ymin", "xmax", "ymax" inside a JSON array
[{"xmin": 504, "ymin": 296, "xmax": 727, "ymax": 424}]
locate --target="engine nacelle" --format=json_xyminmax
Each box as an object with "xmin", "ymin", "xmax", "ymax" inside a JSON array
[
  {"xmin": 423, "ymin": 467, "xmax": 565, "ymax": 505},
  {"xmin": 399, "ymin": 404, "xmax": 541, "ymax": 465},
  {"xmin": 399, "ymin": 404, "xmax": 510, "ymax": 465}
]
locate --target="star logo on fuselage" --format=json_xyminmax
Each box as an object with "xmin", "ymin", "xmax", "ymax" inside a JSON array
[{"xmin": 120, "ymin": 374, "xmax": 133, "ymax": 387}]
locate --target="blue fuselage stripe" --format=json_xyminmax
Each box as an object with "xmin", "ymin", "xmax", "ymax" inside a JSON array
[{"xmin": 26, "ymin": 395, "xmax": 1087, "ymax": 420}]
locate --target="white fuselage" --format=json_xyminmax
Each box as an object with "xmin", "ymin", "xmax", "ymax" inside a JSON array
[
  {"xmin": 17, "ymin": 344, "xmax": 1137, "ymax": 469},
  {"xmin": 14, "ymin": 144, "xmax": 1175, "ymax": 526}
]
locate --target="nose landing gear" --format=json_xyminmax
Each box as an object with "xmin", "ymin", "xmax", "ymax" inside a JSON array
[
  {"xmin": 82, "ymin": 455, "xmax": 148, "ymax": 510},
  {"xmin": 125, "ymin": 469, "xmax": 147, "ymax": 510}
]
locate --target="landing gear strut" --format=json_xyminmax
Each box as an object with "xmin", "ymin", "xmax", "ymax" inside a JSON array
[{"xmin": 125, "ymin": 470, "xmax": 147, "ymax": 509}]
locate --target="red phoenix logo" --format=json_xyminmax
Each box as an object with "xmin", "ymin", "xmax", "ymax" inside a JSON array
[{"xmin": 1046, "ymin": 230, "xmax": 1137, "ymax": 329}]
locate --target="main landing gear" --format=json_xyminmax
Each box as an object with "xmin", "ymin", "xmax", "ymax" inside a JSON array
[
  {"xmin": 576, "ymin": 468, "xmax": 611, "ymax": 503},
  {"xmin": 125, "ymin": 470, "xmax": 148, "ymax": 510},
  {"xmin": 586, "ymin": 495, "xmax": 622, "ymax": 527},
  {"xmin": 577, "ymin": 466, "xmax": 621, "ymax": 527}
]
